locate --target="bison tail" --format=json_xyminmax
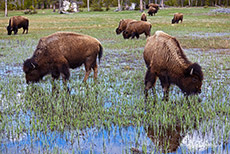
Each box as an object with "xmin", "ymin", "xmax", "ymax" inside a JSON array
[{"xmin": 98, "ymin": 44, "xmax": 103, "ymax": 64}]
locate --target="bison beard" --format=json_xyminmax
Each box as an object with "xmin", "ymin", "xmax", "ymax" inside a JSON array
[
  {"xmin": 23, "ymin": 32, "xmax": 103, "ymax": 86},
  {"xmin": 143, "ymin": 31, "xmax": 203, "ymax": 101}
]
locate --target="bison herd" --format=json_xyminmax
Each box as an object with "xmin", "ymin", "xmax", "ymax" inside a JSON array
[{"xmin": 6, "ymin": 4, "xmax": 203, "ymax": 100}]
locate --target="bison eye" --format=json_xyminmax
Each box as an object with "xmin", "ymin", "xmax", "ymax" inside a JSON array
[{"xmin": 192, "ymin": 78, "xmax": 198, "ymax": 83}]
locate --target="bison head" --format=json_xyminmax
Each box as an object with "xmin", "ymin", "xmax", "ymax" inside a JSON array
[
  {"xmin": 23, "ymin": 59, "xmax": 41, "ymax": 84},
  {"xmin": 181, "ymin": 63, "xmax": 203, "ymax": 95},
  {"xmin": 171, "ymin": 19, "xmax": 176, "ymax": 24},
  {"xmin": 116, "ymin": 19, "xmax": 125, "ymax": 35},
  {"xmin": 116, "ymin": 28, "xmax": 122, "ymax": 35},
  {"xmin": 6, "ymin": 26, "xmax": 12, "ymax": 35}
]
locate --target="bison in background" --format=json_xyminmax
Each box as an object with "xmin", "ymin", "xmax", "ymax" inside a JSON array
[
  {"xmin": 144, "ymin": 31, "xmax": 203, "ymax": 100},
  {"xmin": 23, "ymin": 32, "xmax": 103, "ymax": 84},
  {"xmin": 122, "ymin": 21, "xmax": 151, "ymax": 39},
  {"xmin": 172, "ymin": 13, "xmax": 183, "ymax": 24},
  {"xmin": 148, "ymin": 6, "xmax": 158, "ymax": 16},
  {"xmin": 116, "ymin": 19, "xmax": 136, "ymax": 35},
  {"xmin": 7, "ymin": 16, "xmax": 29, "ymax": 35},
  {"xmin": 141, "ymin": 12, "xmax": 147, "ymax": 21}
]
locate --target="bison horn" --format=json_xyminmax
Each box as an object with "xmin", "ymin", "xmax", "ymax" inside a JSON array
[
  {"xmin": 190, "ymin": 68, "xmax": 193, "ymax": 75},
  {"xmin": 31, "ymin": 62, "xmax": 36, "ymax": 69}
]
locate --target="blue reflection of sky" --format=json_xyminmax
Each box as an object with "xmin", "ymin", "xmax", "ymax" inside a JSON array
[{"xmin": 1, "ymin": 124, "xmax": 230, "ymax": 154}]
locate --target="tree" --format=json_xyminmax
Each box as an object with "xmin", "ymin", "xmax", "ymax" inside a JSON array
[
  {"xmin": 140, "ymin": 0, "xmax": 143, "ymax": 11},
  {"xmin": 87, "ymin": 0, "xmax": 89, "ymax": 11},
  {"xmin": 161, "ymin": 0, "xmax": 164, "ymax": 8},
  {"xmin": 59, "ymin": 0, "xmax": 62, "ymax": 12},
  {"xmin": 5, "ymin": 0, "xmax": 7, "ymax": 17},
  {"xmin": 118, "ymin": 0, "xmax": 121, "ymax": 11}
]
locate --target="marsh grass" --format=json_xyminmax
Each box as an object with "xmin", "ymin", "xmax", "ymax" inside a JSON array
[{"xmin": 0, "ymin": 7, "xmax": 229, "ymax": 153}]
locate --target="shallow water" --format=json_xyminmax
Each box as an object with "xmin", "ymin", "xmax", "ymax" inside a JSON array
[{"xmin": 0, "ymin": 46, "xmax": 229, "ymax": 153}]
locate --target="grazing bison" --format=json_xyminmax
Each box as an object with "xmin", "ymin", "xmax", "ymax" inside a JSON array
[
  {"xmin": 7, "ymin": 16, "xmax": 29, "ymax": 35},
  {"xmin": 144, "ymin": 31, "xmax": 203, "ymax": 100},
  {"xmin": 172, "ymin": 13, "xmax": 183, "ymax": 24},
  {"xmin": 23, "ymin": 32, "xmax": 103, "ymax": 84},
  {"xmin": 116, "ymin": 19, "xmax": 135, "ymax": 35},
  {"xmin": 141, "ymin": 12, "xmax": 147, "ymax": 21},
  {"xmin": 148, "ymin": 3, "xmax": 159, "ymax": 11},
  {"xmin": 122, "ymin": 21, "xmax": 151, "ymax": 39},
  {"xmin": 148, "ymin": 6, "xmax": 157, "ymax": 16}
]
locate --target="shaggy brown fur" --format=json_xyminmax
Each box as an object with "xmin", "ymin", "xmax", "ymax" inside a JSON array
[
  {"xmin": 172, "ymin": 13, "xmax": 183, "ymax": 24},
  {"xmin": 122, "ymin": 21, "xmax": 152, "ymax": 39},
  {"xmin": 148, "ymin": 3, "xmax": 159, "ymax": 11},
  {"xmin": 116, "ymin": 19, "xmax": 135, "ymax": 35},
  {"xmin": 23, "ymin": 32, "xmax": 103, "ymax": 84},
  {"xmin": 148, "ymin": 6, "xmax": 157, "ymax": 16},
  {"xmin": 7, "ymin": 16, "xmax": 29, "ymax": 35},
  {"xmin": 141, "ymin": 12, "xmax": 147, "ymax": 21},
  {"xmin": 144, "ymin": 31, "xmax": 203, "ymax": 100}
]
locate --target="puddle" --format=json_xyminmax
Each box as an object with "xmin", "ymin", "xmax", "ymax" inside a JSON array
[{"xmin": 185, "ymin": 32, "xmax": 230, "ymax": 39}]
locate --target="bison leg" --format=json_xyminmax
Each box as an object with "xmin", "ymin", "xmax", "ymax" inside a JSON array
[
  {"xmin": 83, "ymin": 58, "xmax": 95, "ymax": 82},
  {"xmin": 92, "ymin": 63, "xmax": 98, "ymax": 80},
  {"xmin": 131, "ymin": 32, "xmax": 136, "ymax": 39},
  {"xmin": 144, "ymin": 69, "xmax": 157, "ymax": 98},
  {"xmin": 60, "ymin": 64, "xmax": 70, "ymax": 82},
  {"xmin": 14, "ymin": 28, "xmax": 18, "ymax": 35},
  {"xmin": 159, "ymin": 75, "xmax": 170, "ymax": 101}
]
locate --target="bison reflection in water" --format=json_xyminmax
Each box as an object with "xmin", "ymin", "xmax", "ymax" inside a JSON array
[
  {"xmin": 147, "ymin": 124, "xmax": 185, "ymax": 153},
  {"xmin": 6, "ymin": 16, "xmax": 29, "ymax": 35},
  {"xmin": 144, "ymin": 31, "xmax": 203, "ymax": 100},
  {"xmin": 23, "ymin": 32, "xmax": 103, "ymax": 84}
]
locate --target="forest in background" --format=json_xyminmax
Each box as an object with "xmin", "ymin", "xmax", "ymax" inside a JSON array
[{"xmin": 0, "ymin": 0, "xmax": 229, "ymax": 11}]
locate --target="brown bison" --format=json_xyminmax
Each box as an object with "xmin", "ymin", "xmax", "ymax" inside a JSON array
[
  {"xmin": 144, "ymin": 31, "xmax": 203, "ymax": 100},
  {"xmin": 148, "ymin": 6, "xmax": 158, "ymax": 16},
  {"xmin": 172, "ymin": 13, "xmax": 183, "ymax": 24},
  {"xmin": 7, "ymin": 16, "xmax": 29, "ymax": 35},
  {"xmin": 115, "ymin": 19, "xmax": 135, "ymax": 35},
  {"xmin": 141, "ymin": 12, "xmax": 147, "ymax": 21},
  {"xmin": 148, "ymin": 3, "xmax": 159, "ymax": 11},
  {"xmin": 122, "ymin": 21, "xmax": 152, "ymax": 39},
  {"xmin": 23, "ymin": 32, "xmax": 103, "ymax": 84}
]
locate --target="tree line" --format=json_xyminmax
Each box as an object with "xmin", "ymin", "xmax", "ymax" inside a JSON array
[{"xmin": 1, "ymin": 0, "xmax": 229, "ymax": 16}]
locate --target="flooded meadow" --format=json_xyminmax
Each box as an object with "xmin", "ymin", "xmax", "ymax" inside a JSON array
[{"xmin": 0, "ymin": 7, "xmax": 229, "ymax": 153}]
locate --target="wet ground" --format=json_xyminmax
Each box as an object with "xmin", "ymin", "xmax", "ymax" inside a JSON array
[{"xmin": 0, "ymin": 41, "xmax": 230, "ymax": 153}]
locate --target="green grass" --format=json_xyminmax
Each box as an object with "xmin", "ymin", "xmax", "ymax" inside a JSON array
[{"xmin": 0, "ymin": 7, "xmax": 229, "ymax": 153}]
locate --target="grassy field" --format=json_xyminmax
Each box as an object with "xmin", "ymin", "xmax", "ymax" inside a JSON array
[{"xmin": 0, "ymin": 7, "xmax": 230, "ymax": 153}]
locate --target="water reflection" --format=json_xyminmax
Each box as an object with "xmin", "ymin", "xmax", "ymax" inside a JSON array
[{"xmin": 147, "ymin": 123, "xmax": 186, "ymax": 153}]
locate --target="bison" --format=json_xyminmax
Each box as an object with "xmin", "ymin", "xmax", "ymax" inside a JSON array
[
  {"xmin": 7, "ymin": 16, "xmax": 29, "ymax": 35},
  {"xmin": 172, "ymin": 13, "xmax": 183, "ymax": 24},
  {"xmin": 122, "ymin": 21, "xmax": 152, "ymax": 39},
  {"xmin": 148, "ymin": 6, "xmax": 158, "ymax": 16},
  {"xmin": 144, "ymin": 31, "xmax": 203, "ymax": 100},
  {"xmin": 23, "ymin": 32, "xmax": 103, "ymax": 84},
  {"xmin": 141, "ymin": 12, "xmax": 147, "ymax": 21},
  {"xmin": 115, "ymin": 19, "xmax": 135, "ymax": 35}
]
